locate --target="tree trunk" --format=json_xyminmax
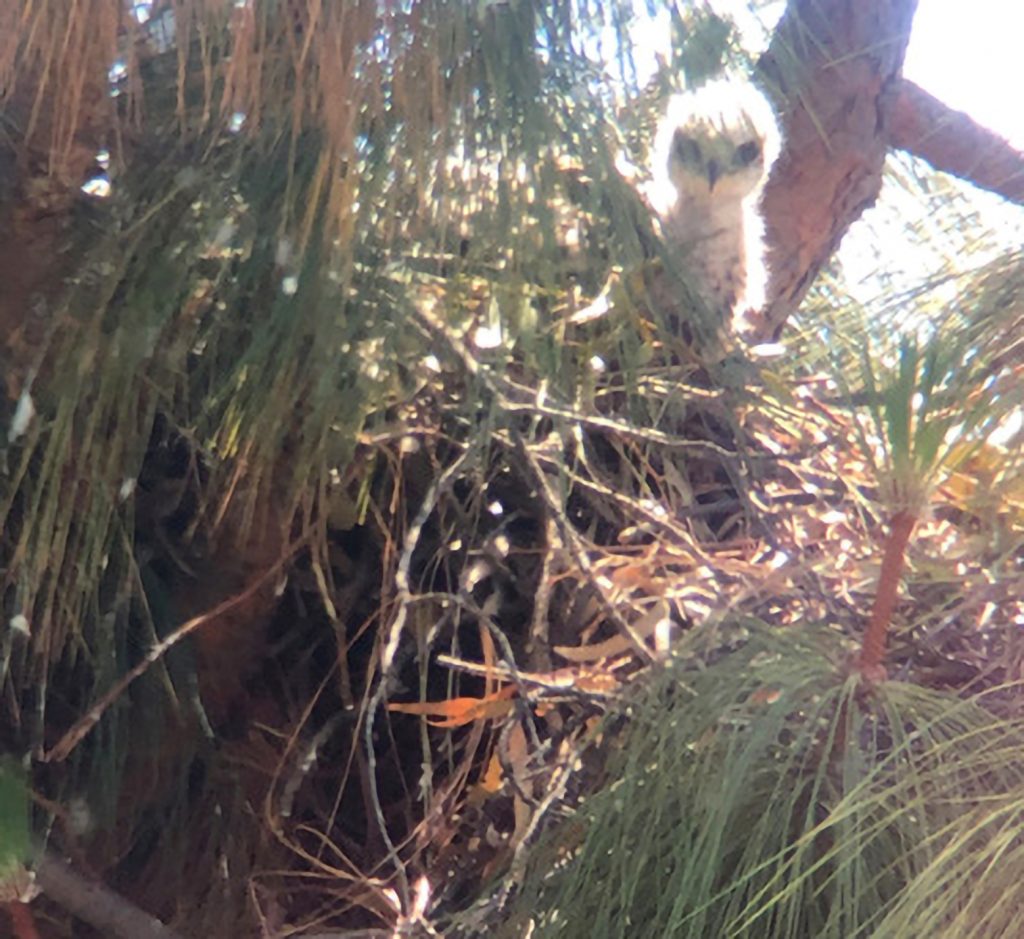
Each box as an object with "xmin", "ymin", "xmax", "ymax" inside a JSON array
[{"xmin": 754, "ymin": 0, "xmax": 920, "ymax": 341}]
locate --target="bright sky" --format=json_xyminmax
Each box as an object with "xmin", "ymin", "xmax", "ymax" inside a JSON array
[
  {"xmin": 838, "ymin": 0, "xmax": 1024, "ymax": 299},
  {"xmin": 906, "ymin": 0, "xmax": 1024, "ymax": 149}
]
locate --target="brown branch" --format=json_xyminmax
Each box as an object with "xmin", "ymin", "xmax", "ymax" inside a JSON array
[
  {"xmin": 859, "ymin": 509, "xmax": 918, "ymax": 679},
  {"xmin": 34, "ymin": 850, "xmax": 183, "ymax": 939},
  {"xmin": 886, "ymin": 78, "xmax": 1024, "ymax": 206},
  {"xmin": 5, "ymin": 901, "xmax": 41, "ymax": 939},
  {"xmin": 751, "ymin": 0, "xmax": 921, "ymax": 341}
]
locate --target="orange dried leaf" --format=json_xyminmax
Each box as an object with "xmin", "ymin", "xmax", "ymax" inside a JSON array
[
  {"xmin": 609, "ymin": 563, "xmax": 657, "ymax": 592},
  {"xmin": 388, "ymin": 685, "xmax": 517, "ymax": 727},
  {"xmin": 479, "ymin": 750, "xmax": 504, "ymax": 794}
]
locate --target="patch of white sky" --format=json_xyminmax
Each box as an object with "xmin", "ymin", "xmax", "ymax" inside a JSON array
[{"xmin": 905, "ymin": 0, "xmax": 1024, "ymax": 150}]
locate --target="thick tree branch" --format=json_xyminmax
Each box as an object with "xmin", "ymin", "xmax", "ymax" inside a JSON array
[
  {"xmin": 886, "ymin": 78, "xmax": 1024, "ymax": 206},
  {"xmin": 34, "ymin": 850, "xmax": 183, "ymax": 939},
  {"xmin": 751, "ymin": 0, "xmax": 920, "ymax": 341}
]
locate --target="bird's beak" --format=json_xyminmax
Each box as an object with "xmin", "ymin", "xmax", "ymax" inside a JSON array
[{"xmin": 706, "ymin": 159, "xmax": 721, "ymax": 190}]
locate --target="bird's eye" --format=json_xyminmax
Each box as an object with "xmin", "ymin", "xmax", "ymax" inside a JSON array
[
  {"xmin": 735, "ymin": 140, "xmax": 762, "ymax": 166},
  {"xmin": 672, "ymin": 132, "xmax": 702, "ymax": 165}
]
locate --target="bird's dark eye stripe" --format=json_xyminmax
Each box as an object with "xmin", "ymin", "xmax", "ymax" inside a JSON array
[
  {"xmin": 672, "ymin": 132, "xmax": 702, "ymax": 164},
  {"xmin": 735, "ymin": 140, "xmax": 761, "ymax": 165}
]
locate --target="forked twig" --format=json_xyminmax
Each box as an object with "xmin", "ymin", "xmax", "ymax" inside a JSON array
[{"xmin": 363, "ymin": 440, "xmax": 476, "ymax": 914}]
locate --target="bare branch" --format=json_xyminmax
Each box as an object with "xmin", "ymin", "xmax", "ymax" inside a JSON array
[
  {"xmin": 34, "ymin": 850, "xmax": 182, "ymax": 939},
  {"xmin": 886, "ymin": 78, "xmax": 1024, "ymax": 206}
]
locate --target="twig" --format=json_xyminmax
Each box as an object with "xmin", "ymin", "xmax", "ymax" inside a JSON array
[
  {"xmin": 528, "ymin": 515, "xmax": 559, "ymax": 670},
  {"xmin": 40, "ymin": 540, "xmax": 302, "ymax": 763},
  {"xmin": 498, "ymin": 395, "xmax": 743, "ymax": 459},
  {"xmin": 363, "ymin": 440, "xmax": 475, "ymax": 913}
]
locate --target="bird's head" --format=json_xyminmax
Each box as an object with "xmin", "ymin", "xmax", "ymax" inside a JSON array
[{"xmin": 649, "ymin": 78, "xmax": 781, "ymax": 210}]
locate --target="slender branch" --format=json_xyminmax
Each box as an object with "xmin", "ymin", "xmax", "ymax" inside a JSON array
[
  {"xmin": 363, "ymin": 439, "xmax": 476, "ymax": 913},
  {"xmin": 886, "ymin": 78, "xmax": 1024, "ymax": 206},
  {"xmin": 40, "ymin": 540, "xmax": 302, "ymax": 764}
]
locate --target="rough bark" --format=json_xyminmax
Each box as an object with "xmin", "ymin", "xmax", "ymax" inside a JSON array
[
  {"xmin": 887, "ymin": 78, "xmax": 1024, "ymax": 206},
  {"xmin": 752, "ymin": 0, "xmax": 921, "ymax": 342}
]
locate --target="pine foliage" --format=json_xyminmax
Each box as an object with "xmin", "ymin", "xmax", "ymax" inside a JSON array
[{"xmin": 0, "ymin": 2, "xmax": 1022, "ymax": 936}]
